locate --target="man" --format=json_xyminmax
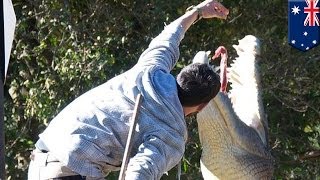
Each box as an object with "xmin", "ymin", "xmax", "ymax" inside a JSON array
[{"xmin": 28, "ymin": 0, "xmax": 229, "ymax": 179}]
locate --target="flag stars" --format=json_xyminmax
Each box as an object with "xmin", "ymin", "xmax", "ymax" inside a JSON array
[
  {"xmin": 291, "ymin": 5, "xmax": 301, "ymax": 15},
  {"xmin": 313, "ymin": 40, "xmax": 317, "ymax": 44},
  {"xmin": 303, "ymin": 32, "xmax": 308, "ymax": 36},
  {"xmin": 301, "ymin": 44, "xmax": 304, "ymax": 47},
  {"xmin": 291, "ymin": 40, "xmax": 296, "ymax": 44},
  {"xmin": 306, "ymin": 47, "xmax": 310, "ymax": 50}
]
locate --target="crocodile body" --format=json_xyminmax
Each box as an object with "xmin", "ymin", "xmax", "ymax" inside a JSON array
[{"xmin": 196, "ymin": 35, "xmax": 274, "ymax": 180}]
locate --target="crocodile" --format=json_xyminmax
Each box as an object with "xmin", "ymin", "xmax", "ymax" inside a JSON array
[{"xmin": 195, "ymin": 35, "xmax": 274, "ymax": 180}]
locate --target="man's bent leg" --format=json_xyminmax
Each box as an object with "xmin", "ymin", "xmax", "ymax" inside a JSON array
[{"xmin": 27, "ymin": 149, "xmax": 81, "ymax": 180}]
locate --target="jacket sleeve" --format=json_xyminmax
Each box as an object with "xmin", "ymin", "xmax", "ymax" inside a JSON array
[
  {"xmin": 137, "ymin": 22, "xmax": 185, "ymax": 73},
  {"xmin": 124, "ymin": 131, "xmax": 185, "ymax": 180}
]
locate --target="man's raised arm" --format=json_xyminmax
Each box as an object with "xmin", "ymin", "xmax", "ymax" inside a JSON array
[{"xmin": 137, "ymin": 0, "xmax": 229, "ymax": 72}]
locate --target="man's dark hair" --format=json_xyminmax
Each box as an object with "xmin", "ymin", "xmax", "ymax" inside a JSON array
[{"xmin": 176, "ymin": 63, "xmax": 221, "ymax": 107}]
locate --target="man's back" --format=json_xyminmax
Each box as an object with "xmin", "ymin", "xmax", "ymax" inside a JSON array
[{"xmin": 35, "ymin": 22, "xmax": 187, "ymax": 178}]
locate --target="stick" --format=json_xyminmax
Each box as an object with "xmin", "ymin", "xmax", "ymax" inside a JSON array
[
  {"xmin": 0, "ymin": 1, "xmax": 6, "ymax": 178},
  {"xmin": 118, "ymin": 94, "xmax": 143, "ymax": 180}
]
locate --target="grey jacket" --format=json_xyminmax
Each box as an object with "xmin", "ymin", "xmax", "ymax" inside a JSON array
[{"xmin": 36, "ymin": 21, "xmax": 187, "ymax": 179}]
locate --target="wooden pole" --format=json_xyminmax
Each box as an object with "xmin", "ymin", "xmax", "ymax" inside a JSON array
[
  {"xmin": 118, "ymin": 94, "xmax": 142, "ymax": 180},
  {"xmin": 0, "ymin": 79, "xmax": 4, "ymax": 180},
  {"xmin": 0, "ymin": 0, "xmax": 6, "ymax": 178}
]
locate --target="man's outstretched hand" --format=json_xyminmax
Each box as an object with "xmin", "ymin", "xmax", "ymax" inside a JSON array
[{"xmin": 196, "ymin": 0, "xmax": 229, "ymax": 20}]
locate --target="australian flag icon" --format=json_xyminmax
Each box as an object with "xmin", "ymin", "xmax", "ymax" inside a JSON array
[{"xmin": 288, "ymin": 0, "xmax": 320, "ymax": 51}]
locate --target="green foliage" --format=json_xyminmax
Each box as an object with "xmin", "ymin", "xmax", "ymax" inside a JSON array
[{"xmin": 4, "ymin": 0, "xmax": 320, "ymax": 179}]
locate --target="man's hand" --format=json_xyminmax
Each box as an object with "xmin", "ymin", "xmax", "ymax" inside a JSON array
[
  {"xmin": 196, "ymin": 0, "xmax": 229, "ymax": 20},
  {"xmin": 168, "ymin": 0, "xmax": 229, "ymax": 35}
]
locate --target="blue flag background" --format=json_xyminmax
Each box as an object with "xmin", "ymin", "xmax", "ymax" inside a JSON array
[{"xmin": 288, "ymin": 0, "xmax": 320, "ymax": 51}]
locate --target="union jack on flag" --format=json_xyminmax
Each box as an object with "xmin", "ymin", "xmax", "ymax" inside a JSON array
[{"xmin": 288, "ymin": 0, "xmax": 320, "ymax": 51}]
